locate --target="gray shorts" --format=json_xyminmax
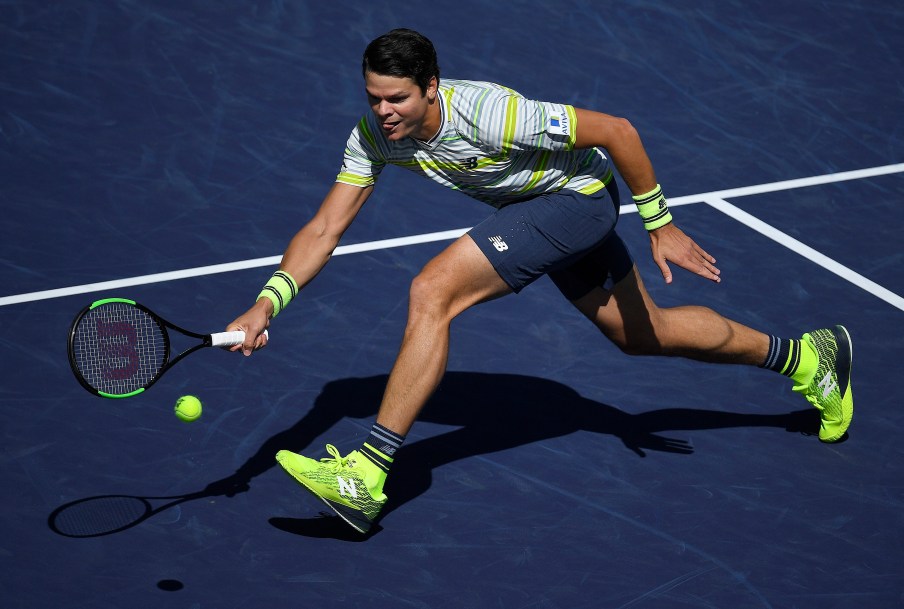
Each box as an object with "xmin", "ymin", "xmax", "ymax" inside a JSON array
[{"xmin": 469, "ymin": 180, "xmax": 634, "ymax": 300}]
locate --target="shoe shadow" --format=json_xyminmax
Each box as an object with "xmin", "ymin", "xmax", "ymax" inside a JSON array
[
  {"xmin": 268, "ymin": 513, "xmax": 383, "ymax": 541},
  {"xmin": 265, "ymin": 371, "xmax": 819, "ymax": 538}
]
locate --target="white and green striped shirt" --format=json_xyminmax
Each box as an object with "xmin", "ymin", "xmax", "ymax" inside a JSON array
[{"xmin": 336, "ymin": 79, "xmax": 613, "ymax": 207}]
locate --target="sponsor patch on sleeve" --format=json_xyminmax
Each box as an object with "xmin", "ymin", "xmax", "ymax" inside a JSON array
[{"xmin": 548, "ymin": 112, "xmax": 570, "ymax": 136}]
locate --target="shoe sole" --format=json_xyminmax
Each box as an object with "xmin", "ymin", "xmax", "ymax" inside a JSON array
[
  {"xmin": 276, "ymin": 455, "xmax": 373, "ymax": 534},
  {"xmin": 820, "ymin": 324, "xmax": 853, "ymax": 443}
]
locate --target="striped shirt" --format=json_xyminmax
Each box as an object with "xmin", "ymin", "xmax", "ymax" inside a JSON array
[{"xmin": 336, "ymin": 79, "xmax": 613, "ymax": 208}]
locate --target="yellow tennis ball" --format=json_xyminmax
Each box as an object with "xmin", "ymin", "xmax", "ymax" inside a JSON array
[{"xmin": 174, "ymin": 395, "xmax": 202, "ymax": 422}]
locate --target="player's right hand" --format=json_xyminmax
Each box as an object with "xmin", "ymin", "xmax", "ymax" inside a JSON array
[{"xmin": 226, "ymin": 298, "xmax": 272, "ymax": 356}]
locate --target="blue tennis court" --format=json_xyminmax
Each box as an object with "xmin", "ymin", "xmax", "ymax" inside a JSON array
[{"xmin": 2, "ymin": 2, "xmax": 903, "ymax": 608}]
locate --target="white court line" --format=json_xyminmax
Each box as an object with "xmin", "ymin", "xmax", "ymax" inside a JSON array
[
  {"xmin": 0, "ymin": 228, "xmax": 469, "ymax": 307},
  {"xmin": 703, "ymin": 196, "xmax": 904, "ymax": 312},
  {"xmin": 671, "ymin": 162, "xmax": 904, "ymax": 204},
  {"xmin": 2, "ymin": 163, "xmax": 902, "ymax": 308}
]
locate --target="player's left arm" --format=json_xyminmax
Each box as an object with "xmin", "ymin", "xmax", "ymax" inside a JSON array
[{"xmin": 572, "ymin": 108, "xmax": 720, "ymax": 284}]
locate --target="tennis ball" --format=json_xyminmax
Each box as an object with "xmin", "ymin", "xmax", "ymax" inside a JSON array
[{"xmin": 174, "ymin": 395, "xmax": 202, "ymax": 422}]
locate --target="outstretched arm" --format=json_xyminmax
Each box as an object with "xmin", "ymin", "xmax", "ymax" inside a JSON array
[
  {"xmin": 228, "ymin": 182, "xmax": 373, "ymax": 354},
  {"xmin": 573, "ymin": 108, "xmax": 720, "ymax": 284}
]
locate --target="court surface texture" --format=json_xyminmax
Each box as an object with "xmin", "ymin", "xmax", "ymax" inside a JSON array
[{"xmin": 2, "ymin": 2, "xmax": 903, "ymax": 608}]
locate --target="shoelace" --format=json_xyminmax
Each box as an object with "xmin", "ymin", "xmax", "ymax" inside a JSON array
[{"xmin": 319, "ymin": 444, "xmax": 355, "ymax": 471}]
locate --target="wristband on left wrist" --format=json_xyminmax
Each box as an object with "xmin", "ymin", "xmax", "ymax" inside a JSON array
[{"xmin": 632, "ymin": 184, "xmax": 673, "ymax": 231}]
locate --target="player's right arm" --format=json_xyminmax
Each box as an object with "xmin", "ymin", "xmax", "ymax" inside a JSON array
[{"xmin": 228, "ymin": 182, "xmax": 373, "ymax": 355}]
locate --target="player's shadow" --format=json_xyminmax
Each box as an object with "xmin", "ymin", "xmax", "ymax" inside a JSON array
[
  {"xmin": 265, "ymin": 371, "xmax": 819, "ymax": 539},
  {"xmin": 47, "ymin": 371, "xmax": 818, "ymax": 541}
]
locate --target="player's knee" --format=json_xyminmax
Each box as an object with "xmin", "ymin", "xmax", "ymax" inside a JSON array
[
  {"xmin": 613, "ymin": 331, "xmax": 664, "ymax": 357},
  {"xmin": 407, "ymin": 271, "xmax": 453, "ymax": 322},
  {"xmin": 607, "ymin": 310, "xmax": 667, "ymax": 356}
]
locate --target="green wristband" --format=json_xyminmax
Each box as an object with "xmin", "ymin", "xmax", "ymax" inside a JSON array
[
  {"xmin": 632, "ymin": 184, "xmax": 673, "ymax": 231},
  {"xmin": 257, "ymin": 271, "xmax": 298, "ymax": 318}
]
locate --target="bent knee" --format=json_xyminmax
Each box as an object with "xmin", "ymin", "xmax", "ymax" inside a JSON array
[
  {"xmin": 605, "ymin": 309, "xmax": 667, "ymax": 357},
  {"xmin": 407, "ymin": 270, "xmax": 455, "ymax": 321},
  {"xmin": 611, "ymin": 332, "xmax": 665, "ymax": 357}
]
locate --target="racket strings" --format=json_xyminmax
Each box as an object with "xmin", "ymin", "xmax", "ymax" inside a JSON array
[{"xmin": 72, "ymin": 303, "xmax": 167, "ymax": 395}]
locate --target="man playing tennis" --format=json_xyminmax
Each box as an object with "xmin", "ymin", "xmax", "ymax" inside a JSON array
[{"xmin": 227, "ymin": 29, "xmax": 853, "ymax": 534}]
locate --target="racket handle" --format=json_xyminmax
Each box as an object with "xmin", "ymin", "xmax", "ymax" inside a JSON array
[{"xmin": 209, "ymin": 330, "xmax": 269, "ymax": 348}]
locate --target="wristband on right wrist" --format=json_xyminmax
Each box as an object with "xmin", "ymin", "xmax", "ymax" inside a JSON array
[
  {"xmin": 632, "ymin": 184, "xmax": 673, "ymax": 231},
  {"xmin": 256, "ymin": 270, "xmax": 298, "ymax": 318}
]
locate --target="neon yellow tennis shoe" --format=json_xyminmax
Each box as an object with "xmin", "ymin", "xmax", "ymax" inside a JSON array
[
  {"xmin": 276, "ymin": 444, "xmax": 387, "ymax": 534},
  {"xmin": 795, "ymin": 325, "xmax": 853, "ymax": 443}
]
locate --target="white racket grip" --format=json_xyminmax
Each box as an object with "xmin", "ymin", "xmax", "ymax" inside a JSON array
[{"xmin": 209, "ymin": 329, "xmax": 269, "ymax": 348}]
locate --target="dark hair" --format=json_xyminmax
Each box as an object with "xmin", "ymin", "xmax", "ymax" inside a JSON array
[{"xmin": 362, "ymin": 28, "xmax": 440, "ymax": 93}]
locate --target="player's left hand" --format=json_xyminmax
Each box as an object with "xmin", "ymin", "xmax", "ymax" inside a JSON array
[{"xmin": 649, "ymin": 223, "xmax": 720, "ymax": 284}]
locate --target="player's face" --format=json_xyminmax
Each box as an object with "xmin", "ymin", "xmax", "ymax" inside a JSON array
[{"xmin": 364, "ymin": 72, "xmax": 439, "ymax": 141}]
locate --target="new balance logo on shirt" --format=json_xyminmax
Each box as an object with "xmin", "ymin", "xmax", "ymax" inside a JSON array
[
  {"xmin": 461, "ymin": 156, "xmax": 478, "ymax": 170},
  {"xmin": 489, "ymin": 236, "xmax": 508, "ymax": 252}
]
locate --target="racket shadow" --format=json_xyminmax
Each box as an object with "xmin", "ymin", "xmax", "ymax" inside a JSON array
[
  {"xmin": 46, "ymin": 473, "xmax": 262, "ymax": 538},
  {"xmin": 46, "ymin": 406, "xmax": 339, "ymax": 538},
  {"xmin": 48, "ymin": 492, "xmax": 203, "ymax": 538}
]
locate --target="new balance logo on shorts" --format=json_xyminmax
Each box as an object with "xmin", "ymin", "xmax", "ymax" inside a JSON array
[{"xmin": 489, "ymin": 236, "xmax": 508, "ymax": 252}]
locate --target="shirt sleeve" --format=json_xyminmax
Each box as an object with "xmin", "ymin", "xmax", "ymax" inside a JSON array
[{"xmin": 336, "ymin": 116, "xmax": 386, "ymax": 187}]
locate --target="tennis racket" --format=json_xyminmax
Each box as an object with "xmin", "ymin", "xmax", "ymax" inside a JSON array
[{"xmin": 67, "ymin": 297, "xmax": 265, "ymax": 398}]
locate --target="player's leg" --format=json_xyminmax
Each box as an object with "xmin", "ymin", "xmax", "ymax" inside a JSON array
[
  {"xmin": 574, "ymin": 265, "xmax": 771, "ymax": 365},
  {"xmin": 551, "ymin": 232, "xmax": 852, "ymax": 442},
  {"xmin": 376, "ymin": 234, "xmax": 512, "ymax": 434},
  {"xmin": 276, "ymin": 234, "xmax": 513, "ymax": 533}
]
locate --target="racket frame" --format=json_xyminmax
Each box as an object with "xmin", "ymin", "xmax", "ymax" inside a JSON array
[{"xmin": 68, "ymin": 297, "xmax": 223, "ymax": 398}]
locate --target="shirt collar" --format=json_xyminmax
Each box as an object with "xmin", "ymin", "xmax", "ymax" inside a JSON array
[{"xmin": 413, "ymin": 86, "xmax": 447, "ymax": 148}]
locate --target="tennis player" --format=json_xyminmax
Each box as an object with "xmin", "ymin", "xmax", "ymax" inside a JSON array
[{"xmin": 227, "ymin": 29, "xmax": 853, "ymax": 533}]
